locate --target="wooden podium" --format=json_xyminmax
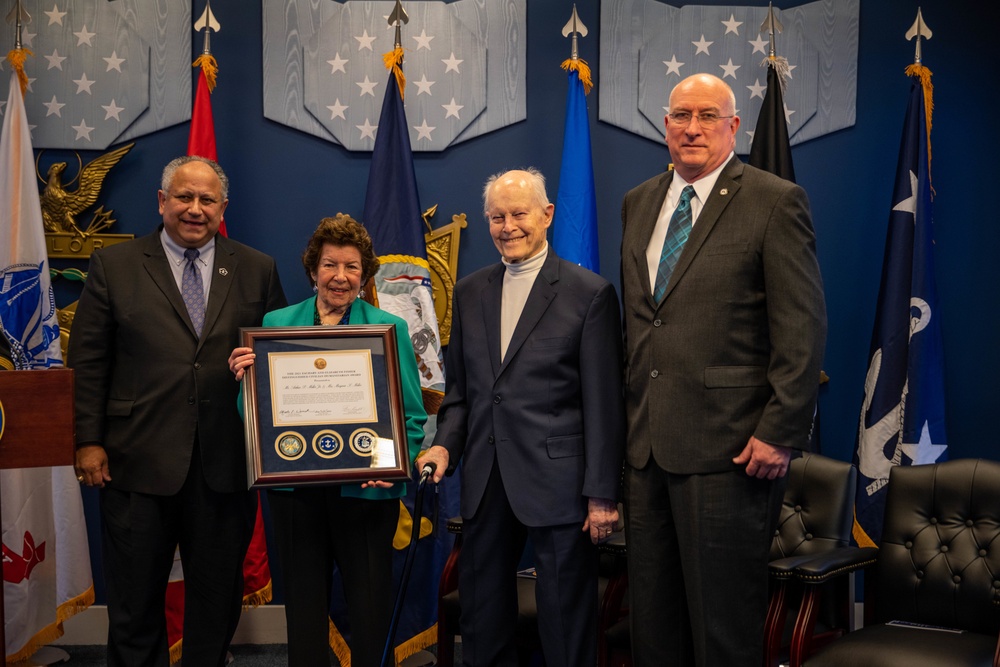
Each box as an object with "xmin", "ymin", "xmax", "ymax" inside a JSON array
[{"xmin": 0, "ymin": 369, "xmax": 75, "ymax": 663}]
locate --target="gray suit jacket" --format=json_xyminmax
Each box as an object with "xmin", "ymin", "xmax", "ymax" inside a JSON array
[
  {"xmin": 435, "ymin": 251, "xmax": 625, "ymax": 527},
  {"xmin": 620, "ymin": 156, "xmax": 826, "ymax": 474},
  {"xmin": 69, "ymin": 228, "xmax": 286, "ymax": 495}
]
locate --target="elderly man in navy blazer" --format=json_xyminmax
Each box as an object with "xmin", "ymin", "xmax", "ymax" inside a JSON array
[
  {"xmin": 421, "ymin": 168, "xmax": 625, "ymax": 667},
  {"xmin": 620, "ymin": 73, "xmax": 827, "ymax": 666},
  {"xmin": 70, "ymin": 156, "xmax": 286, "ymax": 666}
]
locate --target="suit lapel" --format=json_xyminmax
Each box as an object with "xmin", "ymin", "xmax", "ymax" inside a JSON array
[
  {"xmin": 658, "ymin": 156, "xmax": 743, "ymax": 304},
  {"xmin": 202, "ymin": 235, "xmax": 238, "ymax": 348},
  {"xmin": 141, "ymin": 231, "xmax": 199, "ymax": 338},
  {"xmin": 497, "ymin": 252, "xmax": 558, "ymax": 378},
  {"xmin": 481, "ymin": 264, "xmax": 505, "ymax": 379},
  {"xmin": 629, "ymin": 171, "xmax": 673, "ymax": 310}
]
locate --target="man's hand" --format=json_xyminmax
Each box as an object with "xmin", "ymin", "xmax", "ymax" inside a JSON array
[
  {"xmin": 417, "ymin": 445, "xmax": 450, "ymax": 484},
  {"xmin": 228, "ymin": 346, "xmax": 255, "ymax": 381},
  {"xmin": 76, "ymin": 444, "xmax": 112, "ymax": 488},
  {"xmin": 733, "ymin": 436, "xmax": 792, "ymax": 480},
  {"xmin": 583, "ymin": 497, "xmax": 619, "ymax": 544}
]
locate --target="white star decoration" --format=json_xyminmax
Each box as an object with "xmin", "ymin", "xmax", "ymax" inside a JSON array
[
  {"xmin": 900, "ymin": 421, "xmax": 947, "ymax": 466},
  {"xmin": 442, "ymin": 98, "xmax": 463, "ymax": 119},
  {"xmin": 356, "ymin": 76, "xmax": 378, "ymax": 97},
  {"xmin": 327, "ymin": 99, "xmax": 348, "ymax": 120},
  {"xmin": 73, "ymin": 73, "xmax": 95, "ymax": 94},
  {"xmin": 749, "ymin": 34, "xmax": 769, "ymax": 56},
  {"xmin": 663, "ymin": 56, "xmax": 684, "ymax": 77},
  {"xmin": 414, "ymin": 119, "xmax": 435, "ymax": 140},
  {"xmin": 44, "ymin": 49, "xmax": 67, "ymax": 71},
  {"xmin": 43, "ymin": 95, "xmax": 65, "ymax": 117},
  {"xmin": 356, "ymin": 118, "xmax": 377, "ymax": 140},
  {"xmin": 442, "ymin": 53, "xmax": 463, "ymax": 73},
  {"xmin": 719, "ymin": 58, "xmax": 740, "ymax": 79},
  {"xmin": 102, "ymin": 99, "xmax": 125, "ymax": 121},
  {"xmin": 44, "ymin": 4, "xmax": 67, "ymax": 26},
  {"xmin": 413, "ymin": 30, "xmax": 434, "ymax": 51},
  {"xmin": 74, "ymin": 25, "xmax": 96, "ymax": 47},
  {"xmin": 746, "ymin": 129, "xmax": 756, "ymax": 143},
  {"xmin": 722, "ymin": 15, "xmax": 743, "ymax": 35},
  {"xmin": 413, "ymin": 74, "xmax": 435, "ymax": 96},
  {"xmin": 784, "ymin": 104, "xmax": 795, "ymax": 124},
  {"xmin": 692, "ymin": 35, "xmax": 713, "ymax": 55},
  {"xmin": 103, "ymin": 51, "xmax": 125, "ymax": 73},
  {"xmin": 355, "ymin": 31, "xmax": 376, "ymax": 51},
  {"xmin": 72, "ymin": 119, "xmax": 95, "ymax": 141},
  {"xmin": 747, "ymin": 79, "xmax": 767, "ymax": 100},
  {"xmin": 327, "ymin": 53, "xmax": 348, "ymax": 74}
]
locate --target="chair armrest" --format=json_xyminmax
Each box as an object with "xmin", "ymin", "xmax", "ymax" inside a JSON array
[
  {"xmin": 447, "ymin": 516, "xmax": 463, "ymax": 534},
  {"xmin": 793, "ymin": 546, "xmax": 878, "ymax": 585},
  {"xmin": 769, "ymin": 553, "xmax": 832, "ymax": 581}
]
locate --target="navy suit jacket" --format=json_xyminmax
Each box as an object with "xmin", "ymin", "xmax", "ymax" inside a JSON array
[{"xmin": 435, "ymin": 250, "xmax": 625, "ymax": 527}]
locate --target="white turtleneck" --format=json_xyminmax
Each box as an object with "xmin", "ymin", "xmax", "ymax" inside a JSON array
[{"xmin": 500, "ymin": 243, "xmax": 548, "ymax": 361}]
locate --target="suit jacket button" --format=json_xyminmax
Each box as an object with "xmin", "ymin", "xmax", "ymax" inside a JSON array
[
  {"xmin": 187, "ymin": 396, "xmax": 195, "ymax": 405},
  {"xmin": 653, "ymin": 319, "xmax": 662, "ymax": 327},
  {"xmin": 488, "ymin": 436, "xmax": 495, "ymax": 444},
  {"xmin": 650, "ymin": 370, "xmax": 659, "ymax": 378},
  {"xmin": 194, "ymin": 362, "xmax": 202, "ymax": 370},
  {"xmin": 493, "ymin": 395, "xmax": 501, "ymax": 404}
]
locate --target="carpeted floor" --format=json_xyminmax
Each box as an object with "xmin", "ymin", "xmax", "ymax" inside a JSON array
[{"xmin": 21, "ymin": 646, "xmax": 443, "ymax": 666}]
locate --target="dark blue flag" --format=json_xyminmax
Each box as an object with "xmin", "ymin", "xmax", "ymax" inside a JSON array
[
  {"xmin": 853, "ymin": 68, "xmax": 947, "ymax": 547},
  {"xmin": 552, "ymin": 66, "xmax": 600, "ymax": 272}
]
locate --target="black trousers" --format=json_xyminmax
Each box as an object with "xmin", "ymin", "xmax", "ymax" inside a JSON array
[
  {"xmin": 101, "ymin": 445, "xmax": 255, "ymax": 667},
  {"xmin": 268, "ymin": 487, "xmax": 398, "ymax": 667}
]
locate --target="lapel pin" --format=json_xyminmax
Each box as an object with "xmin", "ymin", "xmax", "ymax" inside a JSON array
[
  {"xmin": 219, "ymin": 268, "xmax": 228, "ymax": 276},
  {"xmin": 719, "ymin": 188, "xmax": 729, "ymax": 196}
]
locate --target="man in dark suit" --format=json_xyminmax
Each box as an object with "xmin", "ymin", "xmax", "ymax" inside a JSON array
[
  {"xmin": 421, "ymin": 168, "xmax": 625, "ymax": 667},
  {"xmin": 620, "ymin": 74, "xmax": 827, "ymax": 666},
  {"xmin": 69, "ymin": 156, "xmax": 286, "ymax": 666}
]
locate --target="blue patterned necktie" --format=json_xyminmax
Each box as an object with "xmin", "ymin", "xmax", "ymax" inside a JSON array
[
  {"xmin": 653, "ymin": 185, "xmax": 695, "ymax": 302},
  {"xmin": 181, "ymin": 248, "xmax": 205, "ymax": 336}
]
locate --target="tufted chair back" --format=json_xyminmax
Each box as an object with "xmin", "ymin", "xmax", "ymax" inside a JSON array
[
  {"xmin": 771, "ymin": 453, "xmax": 857, "ymax": 559},
  {"xmin": 874, "ymin": 458, "xmax": 1000, "ymax": 634}
]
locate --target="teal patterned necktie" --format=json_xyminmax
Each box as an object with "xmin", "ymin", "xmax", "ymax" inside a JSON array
[
  {"xmin": 181, "ymin": 248, "xmax": 205, "ymax": 336},
  {"xmin": 653, "ymin": 185, "xmax": 694, "ymax": 302}
]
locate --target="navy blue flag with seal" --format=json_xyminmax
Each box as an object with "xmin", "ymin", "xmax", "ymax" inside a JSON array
[{"xmin": 853, "ymin": 66, "xmax": 947, "ymax": 548}]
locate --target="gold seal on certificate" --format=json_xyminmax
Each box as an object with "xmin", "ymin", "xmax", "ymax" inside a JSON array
[
  {"xmin": 312, "ymin": 430, "xmax": 344, "ymax": 459},
  {"xmin": 350, "ymin": 428, "xmax": 378, "ymax": 457},
  {"xmin": 314, "ymin": 358, "xmax": 327, "ymax": 370},
  {"xmin": 275, "ymin": 431, "xmax": 306, "ymax": 460}
]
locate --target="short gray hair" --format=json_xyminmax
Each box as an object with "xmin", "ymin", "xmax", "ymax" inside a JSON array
[
  {"xmin": 482, "ymin": 167, "xmax": 550, "ymax": 217},
  {"xmin": 161, "ymin": 155, "xmax": 229, "ymax": 199}
]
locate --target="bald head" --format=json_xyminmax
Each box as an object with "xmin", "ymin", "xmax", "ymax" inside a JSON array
[
  {"xmin": 483, "ymin": 168, "xmax": 554, "ymax": 263},
  {"xmin": 665, "ymin": 73, "xmax": 741, "ymax": 182}
]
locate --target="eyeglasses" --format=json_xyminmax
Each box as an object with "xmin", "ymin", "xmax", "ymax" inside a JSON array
[{"xmin": 667, "ymin": 111, "xmax": 734, "ymax": 128}]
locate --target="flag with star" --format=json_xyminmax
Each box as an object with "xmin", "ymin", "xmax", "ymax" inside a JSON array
[
  {"xmin": 853, "ymin": 65, "xmax": 947, "ymax": 547},
  {"xmin": 322, "ymin": 38, "xmax": 457, "ymax": 665},
  {"xmin": 0, "ymin": 61, "xmax": 94, "ymax": 661},
  {"xmin": 552, "ymin": 55, "xmax": 600, "ymax": 271}
]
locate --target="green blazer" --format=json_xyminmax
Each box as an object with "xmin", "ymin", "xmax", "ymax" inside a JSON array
[{"xmin": 241, "ymin": 296, "xmax": 427, "ymax": 500}]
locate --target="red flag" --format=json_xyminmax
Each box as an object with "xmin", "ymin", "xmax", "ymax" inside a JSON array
[{"xmin": 164, "ymin": 58, "xmax": 271, "ymax": 663}]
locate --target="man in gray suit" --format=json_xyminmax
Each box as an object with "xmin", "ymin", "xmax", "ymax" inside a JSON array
[
  {"xmin": 421, "ymin": 168, "xmax": 625, "ymax": 667},
  {"xmin": 620, "ymin": 74, "xmax": 826, "ymax": 666},
  {"xmin": 70, "ymin": 156, "xmax": 286, "ymax": 666}
]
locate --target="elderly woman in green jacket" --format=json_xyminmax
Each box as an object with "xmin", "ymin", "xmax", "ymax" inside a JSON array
[{"xmin": 229, "ymin": 214, "xmax": 426, "ymax": 667}]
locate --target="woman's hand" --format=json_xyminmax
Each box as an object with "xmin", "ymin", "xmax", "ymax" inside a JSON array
[
  {"xmin": 360, "ymin": 480, "xmax": 394, "ymax": 489},
  {"xmin": 228, "ymin": 346, "xmax": 256, "ymax": 381}
]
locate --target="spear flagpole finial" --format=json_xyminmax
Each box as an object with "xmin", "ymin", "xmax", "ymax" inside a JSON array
[
  {"xmin": 6, "ymin": 0, "xmax": 31, "ymax": 51},
  {"xmin": 759, "ymin": 2, "xmax": 784, "ymax": 60},
  {"xmin": 194, "ymin": 0, "xmax": 221, "ymax": 56},
  {"xmin": 905, "ymin": 7, "xmax": 932, "ymax": 65},
  {"xmin": 388, "ymin": 0, "xmax": 409, "ymax": 50},
  {"xmin": 561, "ymin": 4, "xmax": 588, "ymax": 61}
]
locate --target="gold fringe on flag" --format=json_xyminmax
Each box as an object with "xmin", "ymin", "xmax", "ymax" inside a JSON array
[
  {"xmin": 193, "ymin": 53, "xmax": 219, "ymax": 93},
  {"xmin": 560, "ymin": 57, "xmax": 593, "ymax": 95},
  {"xmin": 383, "ymin": 46, "xmax": 406, "ymax": 100},
  {"xmin": 761, "ymin": 54, "xmax": 791, "ymax": 95},
  {"xmin": 905, "ymin": 63, "xmax": 934, "ymax": 179},
  {"xmin": 5, "ymin": 47, "xmax": 32, "ymax": 96}
]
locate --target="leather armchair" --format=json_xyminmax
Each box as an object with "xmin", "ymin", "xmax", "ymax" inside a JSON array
[
  {"xmin": 789, "ymin": 458, "xmax": 1000, "ymax": 667},
  {"xmin": 764, "ymin": 452, "xmax": 858, "ymax": 666}
]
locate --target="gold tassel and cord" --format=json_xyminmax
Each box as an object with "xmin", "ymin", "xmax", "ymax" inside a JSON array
[
  {"xmin": 560, "ymin": 57, "xmax": 593, "ymax": 95},
  {"xmin": 6, "ymin": 47, "xmax": 32, "ymax": 96},
  {"xmin": 193, "ymin": 53, "xmax": 219, "ymax": 92},
  {"xmin": 383, "ymin": 46, "xmax": 406, "ymax": 99}
]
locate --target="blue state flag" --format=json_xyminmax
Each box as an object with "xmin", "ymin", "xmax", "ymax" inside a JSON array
[
  {"xmin": 552, "ymin": 64, "xmax": 599, "ymax": 272},
  {"xmin": 853, "ymin": 67, "xmax": 947, "ymax": 548}
]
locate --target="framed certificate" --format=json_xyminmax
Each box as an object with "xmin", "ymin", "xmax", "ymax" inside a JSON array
[{"xmin": 241, "ymin": 325, "xmax": 411, "ymax": 488}]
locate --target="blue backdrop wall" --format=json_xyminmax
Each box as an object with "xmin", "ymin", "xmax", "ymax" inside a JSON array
[{"xmin": 45, "ymin": 0, "xmax": 999, "ymax": 604}]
